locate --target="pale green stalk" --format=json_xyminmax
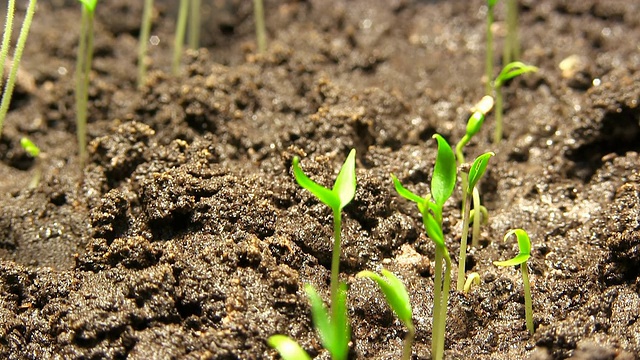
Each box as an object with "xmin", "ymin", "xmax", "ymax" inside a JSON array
[
  {"xmin": 0, "ymin": 0, "xmax": 37, "ymax": 135},
  {"xmin": 456, "ymin": 192, "xmax": 471, "ymax": 291},
  {"xmin": 188, "ymin": 0, "xmax": 201, "ymax": 49},
  {"xmin": 253, "ymin": 0, "xmax": 266, "ymax": 53},
  {"xmin": 503, "ymin": 0, "xmax": 520, "ymax": 64},
  {"xmin": 137, "ymin": 0, "xmax": 154, "ymax": 88},
  {"xmin": 403, "ymin": 322, "xmax": 415, "ymax": 360},
  {"xmin": 331, "ymin": 207, "xmax": 341, "ymax": 315},
  {"xmin": 172, "ymin": 0, "xmax": 189, "ymax": 75},
  {"xmin": 0, "ymin": 0, "xmax": 16, "ymax": 92},
  {"xmin": 75, "ymin": 4, "xmax": 95, "ymax": 168},
  {"xmin": 471, "ymin": 187, "xmax": 482, "ymax": 247},
  {"xmin": 485, "ymin": 0, "xmax": 495, "ymax": 95},
  {"xmin": 522, "ymin": 264, "xmax": 533, "ymax": 334}
]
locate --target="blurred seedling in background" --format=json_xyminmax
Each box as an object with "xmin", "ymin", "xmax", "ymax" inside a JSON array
[
  {"xmin": 269, "ymin": 149, "xmax": 356, "ymax": 360},
  {"xmin": 503, "ymin": 0, "xmax": 520, "ymax": 64},
  {"xmin": 494, "ymin": 229, "xmax": 534, "ymax": 335},
  {"xmin": 492, "ymin": 61, "xmax": 537, "ymax": 144},
  {"xmin": 391, "ymin": 134, "xmax": 456, "ymax": 360},
  {"xmin": 172, "ymin": 0, "xmax": 189, "ymax": 74},
  {"xmin": 253, "ymin": 0, "xmax": 267, "ymax": 53},
  {"xmin": 267, "ymin": 335, "xmax": 311, "ymax": 360},
  {"xmin": 76, "ymin": 0, "xmax": 98, "ymax": 168},
  {"xmin": 0, "ymin": 0, "xmax": 37, "ymax": 136},
  {"xmin": 456, "ymin": 152, "xmax": 494, "ymax": 291},
  {"xmin": 484, "ymin": 0, "xmax": 498, "ymax": 95},
  {"xmin": 137, "ymin": 0, "xmax": 154, "ymax": 88},
  {"xmin": 357, "ymin": 269, "xmax": 414, "ymax": 360},
  {"xmin": 20, "ymin": 136, "xmax": 41, "ymax": 188}
]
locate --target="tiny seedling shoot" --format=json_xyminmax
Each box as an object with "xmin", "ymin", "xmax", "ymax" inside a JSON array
[
  {"xmin": 76, "ymin": 0, "xmax": 99, "ymax": 168},
  {"xmin": 492, "ymin": 61, "xmax": 537, "ymax": 144},
  {"xmin": 20, "ymin": 137, "xmax": 41, "ymax": 188},
  {"xmin": 357, "ymin": 269, "xmax": 414, "ymax": 360},
  {"xmin": 267, "ymin": 334, "xmax": 311, "ymax": 360},
  {"xmin": 391, "ymin": 134, "xmax": 456, "ymax": 360},
  {"xmin": 463, "ymin": 272, "xmax": 481, "ymax": 293},
  {"xmin": 0, "ymin": 0, "xmax": 38, "ymax": 136},
  {"xmin": 172, "ymin": 0, "xmax": 189, "ymax": 75},
  {"xmin": 484, "ymin": 0, "xmax": 498, "ymax": 95},
  {"xmin": 456, "ymin": 152, "xmax": 494, "ymax": 291},
  {"xmin": 253, "ymin": 0, "xmax": 267, "ymax": 53},
  {"xmin": 494, "ymin": 229, "xmax": 534, "ymax": 335},
  {"xmin": 137, "ymin": 0, "xmax": 154, "ymax": 88},
  {"xmin": 188, "ymin": 0, "xmax": 201, "ymax": 49}
]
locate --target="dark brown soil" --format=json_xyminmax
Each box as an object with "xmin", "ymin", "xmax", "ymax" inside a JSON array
[{"xmin": 1, "ymin": 0, "xmax": 639, "ymax": 359}]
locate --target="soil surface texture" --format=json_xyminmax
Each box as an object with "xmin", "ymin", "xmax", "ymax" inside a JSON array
[{"xmin": 1, "ymin": 0, "xmax": 640, "ymax": 359}]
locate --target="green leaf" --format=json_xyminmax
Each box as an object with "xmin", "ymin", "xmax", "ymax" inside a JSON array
[
  {"xmin": 488, "ymin": 0, "xmax": 498, "ymax": 8},
  {"xmin": 467, "ymin": 152, "xmax": 494, "ymax": 193},
  {"xmin": 304, "ymin": 284, "xmax": 350, "ymax": 360},
  {"xmin": 293, "ymin": 156, "xmax": 340, "ymax": 211},
  {"xmin": 391, "ymin": 173, "xmax": 427, "ymax": 205},
  {"xmin": 357, "ymin": 269, "xmax": 413, "ymax": 327},
  {"xmin": 495, "ymin": 61, "xmax": 538, "ymax": 88},
  {"xmin": 493, "ymin": 229, "xmax": 531, "ymax": 267},
  {"xmin": 267, "ymin": 335, "xmax": 311, "ymax": 360},
  {"xmin": 431, "ymin": 134, "xmax": 457, "ymax": 208},
  {"xmin": 424, "ymin": 212, "xmax": 445, "ymax": 250},
  {"xmin": 77, "ymin": 0, "xmax": 98, "ymax": 12},
  {"xmin": 20, "ymin": 137, "xmax": 40, "ymax": 158},
  {"xmin": 333, "ymin": 149, "xmax": 357, "ymax": 210}
]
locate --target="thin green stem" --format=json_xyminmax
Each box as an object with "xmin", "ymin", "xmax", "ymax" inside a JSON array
[
  {"xmin": 253, "ymin": 0, "xmax": 266, "ymax": 53},
  {"xmin": 493, "ymin": 86, "xmax": 503, "ymax": 144},
  {"xmin": 75, "ymin": 5, "xmax": 94, "ymax": 168},
  {"xmin": 504, "ymin": 0, "xmax": 520, "ymax": 64},
  {"xmin": 455, "ymin": 135, "xmax": 469, "ymax": 167},
  {"xmin": 0, "ymin": 0, "xmax": 16, "ymax": 92},
  {"xmin": 431, "ymin": 249, "xmax": 443, "ymax": 360},
  {"xmin": 0, "ymin": 0, "xmax": 36, "ymax": 136},
  {"xmin": 137, "ymin": 0, "xmax": 154, "ymax": 89},
  {"xmin": 436, "ymin": 253, "xmax": 451, "ymax": 360},
  {"xmin": 331, "ymin": 207, "xmax": 342, "ymax": 318},
  {"xmin": 522, "ymin": 264, "xmax": 534, "ymax": 335},
  {"xmin": 172, "ymin": 0, "xmax": 189, "ymax": 75},
  {"xmin": 403, "ymin": 322, "xmax": 415, "ymax": 360},
  {"xmin": 188, "ymin": 0, "xmax": 201, "ymax": 49},
  {"xmin": 471, "ymin": 187, "xmax": 482, "ymax": 248},
  {"xmin": 485, "ymin": 3, "xmax": 494, "ymax": 95},
  {"xmin": 456, "ymin": 193, "xmax": 471, "ymax": 291}
]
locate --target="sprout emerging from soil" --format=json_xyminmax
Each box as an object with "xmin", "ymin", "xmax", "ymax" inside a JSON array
[
  {"xmin": 494, "ymin": 229, "xmax": 534, "ymax": 335},
  {"xmin": 492, "ymin": 61, "xmax": 538, "ymax": 144},
  {"xmin": 137, "ymin": 0, "xmax": 154, "ymax": 88},
  {"xmin": 391, "ymin": 134, "xmax": 456, "ymax": 360},
  {"xmin": 457, "ymin": 152, "xmax": 494, "ymax": 291},
  {"xmin": 463, "ymin": 272, "xmax": 481, "ymax": 293},
  {"xmin": 357, "ymin": 269, "xmax": 414, "ymax": 360},
  {"xmin": 267, "ymin": 335, "xmax": 311, "ymax": 360},
  {"xmin": 292, "ymin": 149, "xmax": 356, "ymax": 315},
  {"xmin": 76, "ymin": 0, "xmax": 99, "ymax": 168},
  {"xmin": 0, "ymin": 0, "xmax": 38, "ymax": 136},
  {"xmin": 20, "ymin": 137, "xmax": 42, "ymax": 188},
  {"xmin": 253, "ymin": 0, "xmax": 267, "ymax": 53}
]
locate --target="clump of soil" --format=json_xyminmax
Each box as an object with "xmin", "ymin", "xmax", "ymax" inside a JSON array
[{"xmin": 1, "ymin": 0, "xmax": 639, "ymax": 359}]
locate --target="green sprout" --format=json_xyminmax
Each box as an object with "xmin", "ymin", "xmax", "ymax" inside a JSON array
[
  {"xmin": 391, "ymin": 134, "xmax": 456, "ymax": 360},
  {"xmin": 492, "ymin": 61, "xmax": 537, "ymax": 144},
  {"xmin": 493, "ymin": 229, "xmax": 534, "ymax": 335},
  {"xmin": 484, "ymin": 0, "xmax": 498, "ymax": 95},
  {"xmin": 20, "ymin": 136, "xmax": 41, "ymax": 188},
  {"xmin": 292, "ymin": 149, "xmax": 356, "ymax": 309},
  {"xmin": 503, "ymin": 0, "xmax": 520, "ymax": 64},
  {"xmin": 357, "ymin": 269, "xmax": 414, "ymax": 360},
  {"xmin": 188, "ymin": 0, "xmax": 201, "ymax": 49},
  {"xmin": 463, "ymin": 272, "xmax": 481, "ymax": 293},
  {"xmin": 0, "ymin": 0, "xmax": 38, "ymax": 136},
  {"xmin": 172, "ymin": 0, "xmax": 189, "ymax": 74},
  {"xmin": 456, "ymin": 152, "xmax": 494, "ymax": 291},
  {"xmin": 76, "ymin": 0, "xmax": 99, "ymax": 168},
  {"xmin": 305, "ymin": 283, "xmax": 350, "ymax": 360},
  {"xmin": 267, "ymin": 335, "xmax": 311, "ymax": 360},
  {"xmin": 253, "ymin": 0, "xmax": 267, "ymax": 53},
  {"xmin": 137, "ymin": 0, "xmax": 154, "ymax": 88},
  {"xmin": 469, "ymin": 186, "xmax": 489, "ymax": 248}
]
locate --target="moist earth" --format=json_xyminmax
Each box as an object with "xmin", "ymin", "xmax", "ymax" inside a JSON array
[{"xmin": 1, "ymin": 0, "xmax": 639, "ymax": 359}]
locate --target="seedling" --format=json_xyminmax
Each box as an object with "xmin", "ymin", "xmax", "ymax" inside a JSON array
[
  {"xmin": 503, "ymin": 0, "xmax": 520, "ymax": 64},
  {"xmin": 494, "ymin": 229, "xmax": 534, "ymax": 335},
  {"xmin": 292, "ymin": 149, "xmax": 356, "ymax": 310},
  {"xmin": 188, "ymin": 0, "xmax": 201, "ymax": 49},
  {"xmin": 172, "ymin": 0, "xmax": 189, "ymax": 74},
  {"xmin": 253, "ymin": 0, "xmax": 267, "ymax": 53},
  {"xmin": 137, "ymin": 0, "xmax": 154, "ymax": 88},
  {"xmin": 391, "ymin": 134, "xmax": 456, "ymax": 360},
  {"xmin": 267, "ymin": 335, "xmax": 311, "ymax": 360},
  {"xmin": 357, "ymin": 269, "xmax": 414, "ymax": 360},
  {"xmin": 20, "ymin": 137, "xmax": 41, "ymax": 188},
  {"xmin": 492, "ymin": 61, "xmax": 537, "ymax": 144},
  {"xmin": 0, "ymin": 0, "xmax": 37, "ymax": 136},
  {"xmin": 305, "ymin": 283, "xmax": 350, "ymax": 360},
  {"xmin": 484, "ymin": 0, "xmax": 498, "ymax": 95},
  {"xmin": 76, "ymin": 0, "xmax": 99, "ymax": 168},
  {"xmin": 463, "ymin": 272, "xmax": 481, "ymax": 293},
  {"xmin": 456, "ymin": 152, "xmax": 494, "ymax": 291}
]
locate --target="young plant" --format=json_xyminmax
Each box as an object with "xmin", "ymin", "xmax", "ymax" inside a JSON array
[
  {"xmin": 172, "ymin": 0, "xmax": 189, "ymax": 74},
  {"xmin": 494, "ymin": 229, "xmax": 534, "ymax": 335},
  {"xmin": 267, "ymin": 335, "xmax": 311, "ymax": 360},
  {"xmin": 503, "ymin": 0, "xmax": 520, "ymax": 64},
  {"xmin": 137, "ymin": 0, "xmax": 154, "ymax": 88},
  {"xmin": 305, "ymin": 283, "xmax": 350, "ymax": 360},
  {"xmin": 357, "ymin": 269, "xmax": 414, "ymax": 360},
  {"xmin": 456, "ymin": 152, "xmax": 494, "ymax": 291},
  {"xmin": 492, "ymin": 61, "xmax": 537, "ymax": 144},
  {"xmin": 484, "ymin": 0, "xmax": 498, "ymax": 95},
  {"xmin": 188, "ymin": 0, "xmax": 201, "ymax": 49},
  {"xmin": 391, "ymin": 134, "xmax": 456, "ymax": 360},
  {"xmin": 20, "ymin": 137, "xmax": 42, "ymax": 188},
  {"xmin": 0, "ymin": 0, "xmax": 38, "ymax": 136},
  {"xmin": 463, "ymin": 272, "xmax": 481, "ymax": 293},
  {"xmin": 76, "ymin": 0, "xmax": 99, "ymax": 168},
  {"xmin": 253, "ymin": 0, "xmax": 267, "ymax": 53}
]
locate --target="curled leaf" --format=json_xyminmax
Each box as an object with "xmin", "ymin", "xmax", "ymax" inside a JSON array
[
  {"xmin": 357, "ymin": 269, "xmax": 412, "ymax": 327},
  {"xmin": 493, "ymin": 229, "xmax": 531, "ymax": 267}
]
